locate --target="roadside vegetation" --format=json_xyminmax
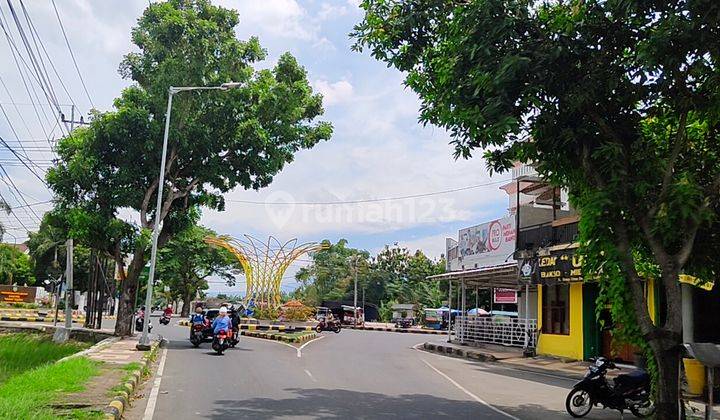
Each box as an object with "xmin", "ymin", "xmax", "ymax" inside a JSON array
[
  {"xmin": 0, "ymin": 334, "xmax": 98, "ymax": 419},
  {"xmin": 0, "ymin": 357, "xmax": 99, "ymax": 419},
  {"xmin": 0, "ymin": 333, "xmax": 89, "ymax": 383}
]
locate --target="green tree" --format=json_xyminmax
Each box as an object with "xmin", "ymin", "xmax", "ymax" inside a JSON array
[
  {"xmin": 156, "ymin": 225, "xmax": 240, "ymax": 316},
  {"xmin": 48, "ymin": 0, "xmax": 332, "ymax": 336},
  {"xmin": 353, "ymin": 1, "xmax": 720, "ymax": 415},
  {"xmin": 294, "ymin": 239, "xmax": 370, "ymax": 306},
  {"xmin": 26, "ymin": 213, "xmax": 102, "ymax": 298},
  {"xmin": 0, "ymin": 244, "xmax": 34, "ymax": 285}
]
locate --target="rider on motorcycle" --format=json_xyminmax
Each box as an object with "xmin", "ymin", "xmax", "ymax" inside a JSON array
[
  {"xmin": 163, "ymin": 304, "xmax": 173, "ymax": 318},
  {"xmin": 190, "ymin": 305, "xmax": 206, "ymax": 324},
  {"xmin": 212, "ymin": 306, "xmax": 231, "ymax": 334}
]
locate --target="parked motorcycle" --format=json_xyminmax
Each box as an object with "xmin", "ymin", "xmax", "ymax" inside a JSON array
[
  {"xmin": 315, "ymin": 318, "xmax": 341, "ymax": 333},
  {"xmin": 212, "ymin": 330, "xmax": 231, "ymax": 355},
  {"xmin": 565, "ymin": 357, "xmax": 655, "ymax": 418},
  {"xmin": 159, "ymin": 314, "xmax": 171, "ymax": 325}
]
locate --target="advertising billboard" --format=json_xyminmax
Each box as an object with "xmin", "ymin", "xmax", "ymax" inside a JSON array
[
  {"xmin": 457, "ymin": 216, "xmax": 516, "ymax": 268},
  {"xmin": 494, "ymin": 288, "xmax": 518, "ymax": 304}
]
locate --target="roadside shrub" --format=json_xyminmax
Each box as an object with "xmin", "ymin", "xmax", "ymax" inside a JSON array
[
  {"xmin": 0, "ymin": 302, "xmax": 39, "ymax": 310},
  {"xmin": 253, "ymin": 306, "xmax": 279, "ymax": 320},
  {"xmin": 282, "ymin": 306, "xmax": 314, "ymax": 321}
]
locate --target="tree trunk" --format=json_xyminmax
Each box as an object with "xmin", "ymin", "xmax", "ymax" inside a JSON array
[
  {"xmin": 114, "ymin": 249, "xmax": 147, "ymax": 336},
  {"xmin": 649, "ymin": 340, "xmax": 681, "ymax": 419},
  {"xmin": 181, "ymin": 287, "xmax": 193, "ymax": 317}
]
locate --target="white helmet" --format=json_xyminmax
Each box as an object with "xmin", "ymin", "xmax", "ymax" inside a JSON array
[{"xmin": 219, "ymin": 307, "xmax": 228, "ymax": 315}]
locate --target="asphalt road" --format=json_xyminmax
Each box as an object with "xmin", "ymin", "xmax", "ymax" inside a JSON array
[{"xmin": 130, "ymin": 322, "xmax": 622, "ymax": 420}]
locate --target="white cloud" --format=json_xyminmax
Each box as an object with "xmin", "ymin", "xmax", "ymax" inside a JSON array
[
  {"xmin": 317, "ymin": 3, "xmax": 348, "ymax": 21},
  {"xmin": 314, "ymin": 79, "xmax": 354, "ymax": 106},
  {"xmin": 227, "ymin": 0, "xmax": 316, "ymax": 40},
  {"xmin": 311, "ymin": 37, "xmax": 336, "ymax": 52}
]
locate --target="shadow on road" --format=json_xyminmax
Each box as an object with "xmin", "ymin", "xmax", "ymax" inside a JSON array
[
  {"xmin": 164, "ymin": 340, "xmax": 253, "ymax": 352},
  {"xmin": 205, "ymin": 388, "xmax": 565, "ymax": 419}
]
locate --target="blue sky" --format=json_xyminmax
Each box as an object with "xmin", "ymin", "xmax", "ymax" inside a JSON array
[{"xmin": 0, "ymin": 0, "xmax": 510, "ymax": 294}]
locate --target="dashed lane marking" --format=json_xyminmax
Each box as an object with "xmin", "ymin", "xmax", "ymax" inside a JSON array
[{"xmin": 304, "ymin": 369, "xmax": 317, "ymax": 382}]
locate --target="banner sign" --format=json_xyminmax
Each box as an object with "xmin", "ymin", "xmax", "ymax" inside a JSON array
[
  {"xmin": 458, "ymin": 216, "xmax": 516, "ymax": 267},
  {"xmin": 493, "ymin": 288, "xmax": 518, "ymax": 304},
  {"xmin": 537, "ymin": 249, "xmax": 583, "ymax": 283},
  {"xmin": 0, "ymin": 285, "xmax": 37, "ymax": 303}
]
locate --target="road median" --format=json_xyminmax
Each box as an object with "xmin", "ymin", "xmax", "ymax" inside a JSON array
[{"xmin": 241, "ymin": 330, "xmax": 317, "ymax": 344}]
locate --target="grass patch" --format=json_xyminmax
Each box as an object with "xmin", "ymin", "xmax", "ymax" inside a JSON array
[
  {"xmin": 0, "ymin": 357, "xmax": 99, "ymax": 419},
  {"xmin": 0, "ymin": 333, "xmax": 90, "ymax": 383}
]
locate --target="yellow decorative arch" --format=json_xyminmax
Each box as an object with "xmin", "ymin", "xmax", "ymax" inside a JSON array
[{"xmin": 205, "ymin": 235, "xmax": 327, "ymax": 308}]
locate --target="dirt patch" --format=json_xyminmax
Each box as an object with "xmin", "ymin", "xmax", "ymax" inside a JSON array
[{"xmin": 52, "ymin": 363, "xmax": 127, "ymax": 413}]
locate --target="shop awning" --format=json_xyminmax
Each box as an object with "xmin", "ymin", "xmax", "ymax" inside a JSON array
[{"xmin": 426, "ymin": 263, "xmax": 521, "ymax": 289}]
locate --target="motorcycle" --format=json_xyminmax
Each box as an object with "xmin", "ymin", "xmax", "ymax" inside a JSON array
[
  {"xmin": 315, "ymin": 318, "xmax": 341, "ymax": 333},
  {"xmin": 190, "ymin": 321, "xmax": 207, "ymax": 347},
  {"xmin": 395, "ymin": 318, "xmax": 412, "ymax": 329},
  {"xmin": 565, "ymin": 357, "xmax": 655, "ymax": 418},
  {"xmin": 135, "ymin": 315, "xmax": 152, "ymax": 333},
  {"xmin": 212, "ymin": 329, "xmax": 231, "ymax": 355},
  {"xmin": 159, "ymin": 314, "xmax": 171, "ymax": 325}
]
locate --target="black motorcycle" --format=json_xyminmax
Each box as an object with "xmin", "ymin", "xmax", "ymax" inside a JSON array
[
  {"xmin": 565, "ymin": 357, "xmax": 655, "ymax": 418},
  {"xmin": 190, "ymin": 321, "xmax": 207, "ymax": 347},
  {"xmin": 135, "ymin": 315, "xmax": 152, "ymax": 333},
  {"xmin": 211, "ymin": 329, "xmax": 230, "ymax": 355},
  {"xmin": 315, "ymin": 318, "xmax": 341, "ymax": 333},
  {"xmin": 159, "ymin": 314, "xmax": 171, "ymax": 325}
]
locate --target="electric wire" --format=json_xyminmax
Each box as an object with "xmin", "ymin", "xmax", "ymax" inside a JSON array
[
  {"xmin": 0, "ymin": 5, "xmax": 52, "ymax": 140},
  {"xmin": 51, "ymin": 0, "xmax": 93, "ymax": 108},
  {"xmin": 228, "ymin": 179, "xmax": 511, "ymax": 205},
  {"xmin": 20, "ymin": 0, "xmax": 77, "ymax": 110}
]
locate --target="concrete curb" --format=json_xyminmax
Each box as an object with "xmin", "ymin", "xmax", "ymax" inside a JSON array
[
  {"xmin": 348, "ymin": 325, "xmax": 450, "ymax": 335},
  {"xmin": 102, "ymin": 339, "xmax": 161, "ymax": 420},
  {"xmin": 421, "ymin": 342, "xmax": 497, "ymax": 362},
  {"xmin": 241, "ymin": 330, "xmax": 317, "ymax": 343}
]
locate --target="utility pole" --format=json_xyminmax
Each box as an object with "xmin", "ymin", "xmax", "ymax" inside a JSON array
[
  {"xmin": 353, "ymin": 256, "xmax": 358, "ymax": 327},
  {"xmin": 64, "ymin": 238, "xmax": 73, "ymax": 330},
  {"xmin": 60, "ymin": 105, "xmax": 90, "ymax": 131},
  {"xmin": 54, "ymin": 239, "xmax": 73, "ymax": 343}
]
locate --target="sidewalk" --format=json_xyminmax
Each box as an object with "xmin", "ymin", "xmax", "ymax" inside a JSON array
[{"xmin": 422, "ymin": 341, "xmax": 601, "ymax": 379}]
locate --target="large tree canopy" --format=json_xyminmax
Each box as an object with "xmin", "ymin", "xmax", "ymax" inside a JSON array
[
  {"xmin": 353, "ymin": 0, "xmax": 720, "ymax": 417},
  {"xmin": 48, "ymin": 0, "xmax": 332, "ymax": 335}
]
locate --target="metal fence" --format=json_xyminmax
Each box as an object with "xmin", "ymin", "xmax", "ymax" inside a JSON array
[{"xmin": 454, "ymin": 316, "xmax": 537, "ymax": 348}]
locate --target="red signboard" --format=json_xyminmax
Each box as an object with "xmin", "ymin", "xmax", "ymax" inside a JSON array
[{"xmin": 493, "ymin": 288, "xmax": 517, "ymax": 304}]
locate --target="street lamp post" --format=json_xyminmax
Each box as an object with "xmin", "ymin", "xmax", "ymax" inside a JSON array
[{"xmin": 137, "ymin": 82, "xmax": 240, "ymax": 350}]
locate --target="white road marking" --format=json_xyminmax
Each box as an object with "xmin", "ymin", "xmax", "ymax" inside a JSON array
[
  {"xmin": 412, "ymin": 342, "xmax": 572, "ymax": 383},
  {"xmin": 143, "ymin": 347, "xmax": 168, "ymax": 420},
  {"xmin": 296, "ymin": 335, "xmax": 325, "ymax": 358},
  {"xmin": 420, "ymin": 358, "xmax": 520, "ymax": 420},
  {"xmin": 304, "ymin": 369, "xmax": 317, "ymax": 382}
]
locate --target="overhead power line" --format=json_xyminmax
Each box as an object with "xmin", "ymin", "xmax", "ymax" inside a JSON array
[
  {"xmin": 51, "ymin": 0, "xmax": 93, "ymax": 109},
  {"xmin": 227, "ymin": 179, "xmax": 511, "ymax": 205}
]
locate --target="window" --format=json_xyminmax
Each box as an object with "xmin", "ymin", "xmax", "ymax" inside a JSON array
[{"xmin": 542, "ymin": 284, "xmax": 570, "ymax": 335}]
